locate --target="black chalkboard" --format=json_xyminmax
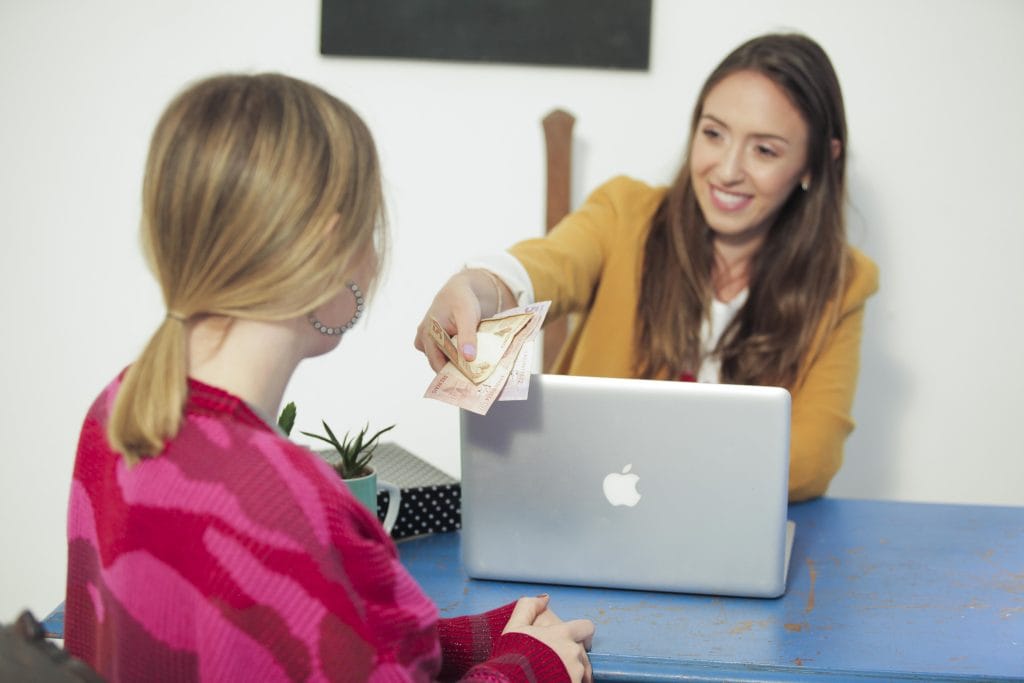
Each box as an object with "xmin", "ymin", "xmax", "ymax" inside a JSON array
[{"xmin": 321, "ymin": 1, "xmax": 652, "ymax": 71}]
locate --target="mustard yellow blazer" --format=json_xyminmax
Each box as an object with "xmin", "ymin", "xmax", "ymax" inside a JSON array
[{"xmin": 510, "ymin": 176, "xmax": 880, "ymax": 502}]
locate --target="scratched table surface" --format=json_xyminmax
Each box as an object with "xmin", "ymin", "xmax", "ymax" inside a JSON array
[{"xmin": 400, "ymin": 497, "xmax": 1023, "ymax": 682}]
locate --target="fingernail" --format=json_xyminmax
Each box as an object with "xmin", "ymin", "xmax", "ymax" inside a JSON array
[
  {"xmin": 462, "ymin": 343, "xmax": 476, "ymax": 357},
  {"xmin": 536, "ymin": 593, "xmax": 549, "ymax": 599}
]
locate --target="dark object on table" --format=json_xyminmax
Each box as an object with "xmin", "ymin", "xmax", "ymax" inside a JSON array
[
  {"xmin": 0, "ymin": 610, "xmax": 104, "ymax": 682},
  {"xmin": 374, "ymin": 443, "xmax": 461, "ymax": 539}
]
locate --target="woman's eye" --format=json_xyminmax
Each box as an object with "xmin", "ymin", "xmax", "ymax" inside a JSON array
[
  {"xmin": 756, "ymin": 144, "xmax": 778, "ymax": 157},
  {"xmin": 701, "ymin": 127, "xmax": 721, "ymax": 140}
]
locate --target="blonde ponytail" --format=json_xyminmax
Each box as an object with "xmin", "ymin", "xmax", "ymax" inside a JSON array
[{"xmin": 107, "ymin": 317, "xmax": 189, "ymax": 464}]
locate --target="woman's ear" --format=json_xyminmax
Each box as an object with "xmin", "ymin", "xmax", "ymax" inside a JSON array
[{"xmin": 801, "ymin": 139, "xmax": 843, "ymax": 191}]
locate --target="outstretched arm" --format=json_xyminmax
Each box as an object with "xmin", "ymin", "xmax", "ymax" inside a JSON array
[{"xmin": 414, "ymin": 268, "xmax": 516, "ymax": 371}]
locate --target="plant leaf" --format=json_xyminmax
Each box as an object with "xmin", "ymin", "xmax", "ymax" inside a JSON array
[
  {"xmin": 299, "ymin": 430, "xmax": 336, "ymax": 448},
  {"xmin": 277, "ymin": 402, "xmax": 296, "ymax": 436},
  {"xmin": 362, "ymin": 424, "xmax": 395, "ymax": 452},
  {"xmin": 320, "ymin": 420, "xmax": 342, "ymax": 449}
]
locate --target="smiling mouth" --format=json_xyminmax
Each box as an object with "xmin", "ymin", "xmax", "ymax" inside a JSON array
[{"xmin": 710, "ymin": 186, "xmax": 752, "ymax": 211}]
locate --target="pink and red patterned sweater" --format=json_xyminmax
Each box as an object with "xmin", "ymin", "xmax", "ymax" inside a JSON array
[{"xmin": 66, "ymin": 376, "xmax": 568, "ymax": 682}]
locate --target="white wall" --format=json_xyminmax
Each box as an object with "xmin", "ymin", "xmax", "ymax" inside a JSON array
[{"xmin": 2, "ymin": 0, "xmax": 1022, "ymax": 623}]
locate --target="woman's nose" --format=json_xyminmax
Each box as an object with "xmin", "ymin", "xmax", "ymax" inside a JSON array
[{"xmin": 716, "ymin": 143, "xmax": 745, "ymax": 184}]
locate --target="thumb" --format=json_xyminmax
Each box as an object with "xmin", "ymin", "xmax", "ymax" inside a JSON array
[
  {"xmin": 504, "ymin": 595, "xmax": 550, "ymax": 631},
  {"xmin": 452, "ymin": 307, "xmax": 480, "ymax": 362}
]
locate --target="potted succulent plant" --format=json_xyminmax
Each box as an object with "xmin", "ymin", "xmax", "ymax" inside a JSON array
[
  {"xmin": 277, "ymin": 403, "xmax": 401, "ymax": 530},
  {"xmin": 301, "ymin": 421, "xmax": 396, "ymax": 480}
]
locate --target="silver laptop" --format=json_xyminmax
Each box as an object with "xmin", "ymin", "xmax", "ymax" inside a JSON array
[{"xmin": 459, "ymin": 374, "xmax": 795, "ymax": 598}]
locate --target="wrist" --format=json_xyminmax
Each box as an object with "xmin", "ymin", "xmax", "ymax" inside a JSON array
[{"xmin": 463, "ymin": 268, "xmax": 504, "ymax": 316}]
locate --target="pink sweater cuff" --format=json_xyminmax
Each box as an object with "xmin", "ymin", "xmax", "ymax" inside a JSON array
[
  {"xmin": 436, "ymin": 602, "xmax": 569, "ymax": 683},
  {"xmin": 436, "ymin": 602, "xmax": 516, "ymax": 679},
  {"xmin": 462, "ymin": 632, "xmax": 569, "ymax": 683}
]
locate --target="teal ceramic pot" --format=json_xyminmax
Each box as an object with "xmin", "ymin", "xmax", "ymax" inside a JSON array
[
  {"xmin": 344, "ymin": 468, "xmax": 378, "ymax": 512},
  {"xmin": 318, "ymin": 451, "xmax": 403, "ymax": 534}
]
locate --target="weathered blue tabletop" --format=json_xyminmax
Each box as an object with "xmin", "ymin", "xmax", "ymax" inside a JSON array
[{"xmin": 399, "ymin": 497, "xmax": 1023, "ymax": 681}]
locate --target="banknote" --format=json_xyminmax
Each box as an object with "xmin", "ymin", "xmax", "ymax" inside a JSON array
[
  {"xmin": 492, "ymin": 301, "xmax": 549, "ymax": 401},
  {"xmin": 498, "ymin": 337, "xmax": 534, "ymax": 401},
  {"xmin": 424, "ymin": 362, "xmax": 507, "ymax": 416},
  {"xmin": 427, "ymin": 312, "xmax": 532, "ymax": 384},
  {"xmin": 424, "ymin": 301, "xmax": 550, "ymax": 414}
]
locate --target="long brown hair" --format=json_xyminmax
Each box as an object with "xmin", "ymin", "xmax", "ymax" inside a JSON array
[
  {"xmin": 636, "ymin": 33, "xmax": 849, "ymax": 387},
  {"xmin": 108, "ymin": 73, "xmax": 386, "ymax": 463}
]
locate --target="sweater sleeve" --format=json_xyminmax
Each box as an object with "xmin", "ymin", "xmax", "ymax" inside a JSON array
[
  {"xmin": 508, "ymin": 177, "xmax": 636, "ymax": 323},
  {"xmin": 436, "ymin": 603, "xmax": 569, "ymax": 683}
]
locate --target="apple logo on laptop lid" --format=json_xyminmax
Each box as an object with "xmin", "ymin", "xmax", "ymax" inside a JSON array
[{"xmin": 603, "ymin": 464, "xmax": 641, "ymax": 507}]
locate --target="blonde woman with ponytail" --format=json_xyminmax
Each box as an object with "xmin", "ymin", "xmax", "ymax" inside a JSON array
[{"xmin": 66, "ymin": 74, "xmax": 593, "ymax": 682}]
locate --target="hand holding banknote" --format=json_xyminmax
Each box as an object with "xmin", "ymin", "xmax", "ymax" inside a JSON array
[
  {"xmin": 423, "ymin": 301, "xmax": 550, "ymax": 414},
  {"xmin": 414, "ymin": 268, "xmax": 517, "ymax": 372},
  {"xmin": 427, "ymin": 313, "xmax": 533, "ymax": 383}
]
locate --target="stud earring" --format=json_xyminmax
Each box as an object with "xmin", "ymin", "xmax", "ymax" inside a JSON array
[
  {"xmin": 801, "ymin": 180, "xmax": 810, "ymax": 192},
  {"xmin": 308, "ymin": 280, "xmax": 365, "ymax": 336}
]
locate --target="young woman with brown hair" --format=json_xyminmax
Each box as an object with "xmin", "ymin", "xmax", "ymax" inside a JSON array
[{"xmin": 415, "ymin": 33, "xmax": 878, "ymax": 502}]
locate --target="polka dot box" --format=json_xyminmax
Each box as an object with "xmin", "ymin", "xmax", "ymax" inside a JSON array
[{"xmin": 370, "ymin": 442, "xmax": 462, "ymax": 539}]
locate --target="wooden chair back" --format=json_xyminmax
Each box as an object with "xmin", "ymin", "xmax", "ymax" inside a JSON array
[{"xmin": 541, "ymin": 109, "xmax": 576, "ymax": 371}]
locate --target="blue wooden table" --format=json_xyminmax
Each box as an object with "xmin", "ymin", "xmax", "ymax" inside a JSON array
[{"xmin": 399, "ymin": 498, "xmax": 1023, "ymax": 681}]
